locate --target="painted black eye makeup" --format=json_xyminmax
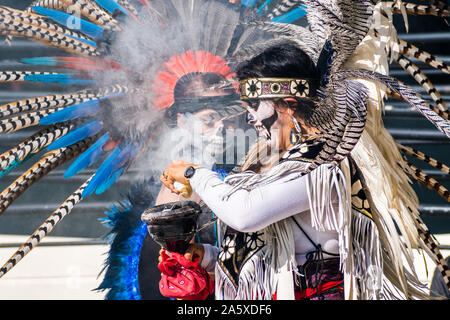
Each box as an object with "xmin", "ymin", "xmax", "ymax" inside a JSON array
[
  {"xmin": 261, "ymin": 111, "xmax": 278, "ymax": 132},
  {"xmin": 246, "ymin": 99, "xmax": 261, "ymax": 110}
]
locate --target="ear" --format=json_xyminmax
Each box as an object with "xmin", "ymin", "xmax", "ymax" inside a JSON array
[{"xmin": 277, "ymin": 100, "xmax": 294, "ymax": 116}]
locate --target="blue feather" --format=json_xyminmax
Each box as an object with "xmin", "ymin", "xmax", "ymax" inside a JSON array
[
  {"xmin": 21, "ymin": 57, "xmax": 57, "ymax": 66},
  {"xmin": 241, "ymin": 0, "xmax": 258, "ymax": 8},
  {"xmin": 94, "ymin": 0, "xmax": 129, "ymax": 16},
  {"xmin": 95, "ymin": 168, "xmax": 231, "ymax": 300},
  {"xmin": 109, "ymin": 144, "xmax": 138, "ymax": 173},
  {"xmin": 95, "ymin": 180, "xmax": 159, "ymax": 300},
  {"xmin": 85, "ymin": 143, "xmax": 138, "ymax": 196},
  {"xmin": 93, "ymin": 0, "xmax": 115, "ymax": 13},
  {"xmin": 82, "ymin": 146, "xmax": 121, "ymax": 197},
  {"xmin": 95, "ymin": 167, "xmax": 125, "ymax": 195},
  {"xmin": 257, "ymin": 0, "xmax": 273, "ymax": 15},
  {"xmin": 64, "ymin": 133, "xmax": 110, "ymax": 178},
  {"xmin": 270, "ymin": 6, "xmax": 307, "ymax": 23},
  {"xmin": 40, "ymin": 101, "xmax": 100, "ymax": 125},
  {"xmin": 89, "ymin": 143, "xmax": 134, "ymax": 192},
  {"xmin": 46, "ymin": 121, "xmax": 103, "ymax": 151},
  {"xmin": 99, "ymin": 204, "xmax": 145, "ymax": 300},
  {"xmin": 23, "ymin": 73, "xmax": 95, "ymax": 86},
  {"xmin": 32, "ymin": 6, "xmax": 105, "ymax": 40}
]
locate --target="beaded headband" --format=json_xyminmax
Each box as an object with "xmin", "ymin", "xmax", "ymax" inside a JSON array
[{"xmin": 239, "ymin": 78, "xmax": 316, "ymax": 100}]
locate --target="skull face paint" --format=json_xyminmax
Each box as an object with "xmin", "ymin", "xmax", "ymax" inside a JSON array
[
  {"xmin": 246, "ymin": 100, "xmax": 279, "ymax": 142},
  {"xmin": 200, "ymin": 120, "xmax": 226, "ymax": 158},
  {"xmin": 175, "ymin": 109, "xmax": 230, "ymax": 162}
]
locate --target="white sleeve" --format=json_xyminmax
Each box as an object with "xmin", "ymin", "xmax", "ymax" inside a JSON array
[
  {"xmin": 200, "ymin": 243, "xmax": 220, "ymax": 273},
  {"xmin": 190, "ymin": 168, "xmax": 332, "ymax": 233}
]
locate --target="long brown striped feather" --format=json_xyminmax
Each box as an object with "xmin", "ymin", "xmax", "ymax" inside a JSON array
[
  {"xmin": 0, "ymin": 93, "xmax": 97, "ymax": 118},
  {"xmin": 414, "ymin": 215, "xmax": 450, "ymax": 290},
  {"xmin": 0, "ymin": 136, "xmax": 97, "ymax": 215},
  {"xmin": 0, "ymin": 123, "xmax": 74, "ymax": 171},
  {"xmin": 397, "ymin": 39, "xmax": 450, "ymax": 75},
  {"xmin": 0, "ymin": 6, "xmax": 94, "ymax": 42},
  {"xmin": 0, "ymin": 108, "xmax": 65, "ymax": 134},
  {"xmin": 336, "ymin": 69, "xmax": 450, "ymax": 138},
  {"xmin": 396, "ymin": 55, "xmax": 447, "ymax": 112},
  {"xmin": 398, "ymin": 143, "xmax": 450, "ymax": 174},
  {"xmin": 383, "ymin": 1, "xmax": 449, "ymax": 17},
  {"xmin": 26, "ymin": 0, "xmax": 66, "ymax": 12},
  {"xmin": 117, "ymin": 0, "xmax": 138, "ymax": 16},
  {"xmin": 0, "ymin": 175, "xmax": 94, "ymax": 278},
  {"xmin": 23, "ymin": 0, "xmax": 119, "ymax": 31},
  {"xmin": 0, "ymin": 85, "xmax": 134, "ymax": 118},
  {"xmin": 0, "ymin": 16, "xmax": 99, "ymax": 56},
  {"xmin": 385, "ymin": 88, "xmax": 449, "ymax": 120},
  {"xmin": 11, "ymin": 0, "xmax": 119, "ymax": 45},
  {"xmin": 60, "ymin": 0, "xmax": 120, "ymax": 31},
  {"xmin": 0, "ymin": 71, "xmax": 56, "ymax": 83},
  {"xmin": 403, "ymin": 157, "xmax": 450, "ymax": 202}
]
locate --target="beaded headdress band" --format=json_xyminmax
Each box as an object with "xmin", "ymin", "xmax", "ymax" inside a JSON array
[{"xmin": 239, "ymin": 78, "xmax": 316, "ymax": 100}]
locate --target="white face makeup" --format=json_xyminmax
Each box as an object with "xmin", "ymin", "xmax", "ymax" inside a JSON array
[
  {"xmin": 246, "ymin": 100, "xmax": 281, "ymax": 148},
  {"xmin": 176, "ymin": 110, "xmax": 230, "ymax": 162},
  {"xmin": 193, "ymin": 109, "xmax": 226, "ymax": 157},
  {"xmin": 201, "ymin": 120, "xmax": 226, "ymax": 157}
]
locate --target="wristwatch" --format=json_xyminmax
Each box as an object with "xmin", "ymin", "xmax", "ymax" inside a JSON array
[{"xmin": 184, "ymin": 166, "xmax": 196, "ymax": 179}]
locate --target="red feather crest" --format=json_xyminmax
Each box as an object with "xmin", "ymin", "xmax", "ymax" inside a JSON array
[{"xmin": 152, "ymin": 50, "xmax": 235, "ymax": 110}]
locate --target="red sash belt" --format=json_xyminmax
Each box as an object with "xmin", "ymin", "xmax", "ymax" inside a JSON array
[
  {"xmin": 295, "ymin": 280, "xmax": 343, "ymax": 299},
  {"xmin": 272, "ymin": 280, "xmax": 344, "ymax": 300}
]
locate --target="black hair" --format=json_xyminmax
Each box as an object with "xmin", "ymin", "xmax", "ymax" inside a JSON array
[
  {"xmin": 236, "ymin": 42, "xmax": 320, "ymax": 122},
  {"xmin": 236, "ymin": 42, "xmax": 319, "ymax": 81}
]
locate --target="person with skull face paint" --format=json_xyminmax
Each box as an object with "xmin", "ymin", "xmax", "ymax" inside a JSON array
[
  {"xmin": 160, "ymin": 9, "xmax": 450, "ymax": 299},
  {"xmin": 98, "ymin": 52, "xmax": 248, "ymax": 300},
  {"xmin": 155, "ymin": 71, "xmax": 243, "ymax": 209},
  {"xmin": 160, "ymin": 34, "xmax": 448, "ymax": 300},
  {"xmin": 161, "ymin": 43, "xmax": 347, "ymax": 300},
  {"xmin": 147, "ymin": 71, "xmax": 245, "ymax": 300}
]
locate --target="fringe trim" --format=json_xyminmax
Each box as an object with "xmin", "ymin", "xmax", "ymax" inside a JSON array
[
  {"xmin": 215, "ymin": 247, "xmax": 275, "ymax": 300},
  {"xmin": 349, "ymin": 210, "xmax": 383, "ymax": 300},
  {"xmin": 222, "ymin": 161, "xmax": 310, "ymax": 200},
  {"xmin": 215, "ymin": 263, "xmax": 237, "ymax": 300},
  {"xmin": 306, "ymin": 163, "xmax": 352, "ymax": 272},
  {"xmin": 262, "ymin": 219, "xmax": 297, "ymax": 299},
  {"xmin": 214, "ymin": 218, "xmax": 297, "ymax": 300}
]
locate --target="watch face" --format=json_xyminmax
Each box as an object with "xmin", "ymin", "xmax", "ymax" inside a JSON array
[{"xmin": 184, "ymin": 166, "xmax": 195, "ymax": 179}]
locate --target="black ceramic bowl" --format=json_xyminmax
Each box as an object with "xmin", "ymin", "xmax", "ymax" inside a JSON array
[{"xmin": 141, "ymin": 201, "xmax": 202, "ymax": 254}]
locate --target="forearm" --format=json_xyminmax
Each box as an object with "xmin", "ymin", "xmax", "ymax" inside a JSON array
[
  {"xmin": 200, "ymin": 243, "xmax": 220, "ymax": 273},
  {"xmin": 190, "ymin": 168, "xmax": 315, "ymax": 232}
]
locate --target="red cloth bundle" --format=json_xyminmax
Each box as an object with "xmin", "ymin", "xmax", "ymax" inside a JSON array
[{"xmin": 158, "ymin": 250, "xmax": 214, "ymax": 300}]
